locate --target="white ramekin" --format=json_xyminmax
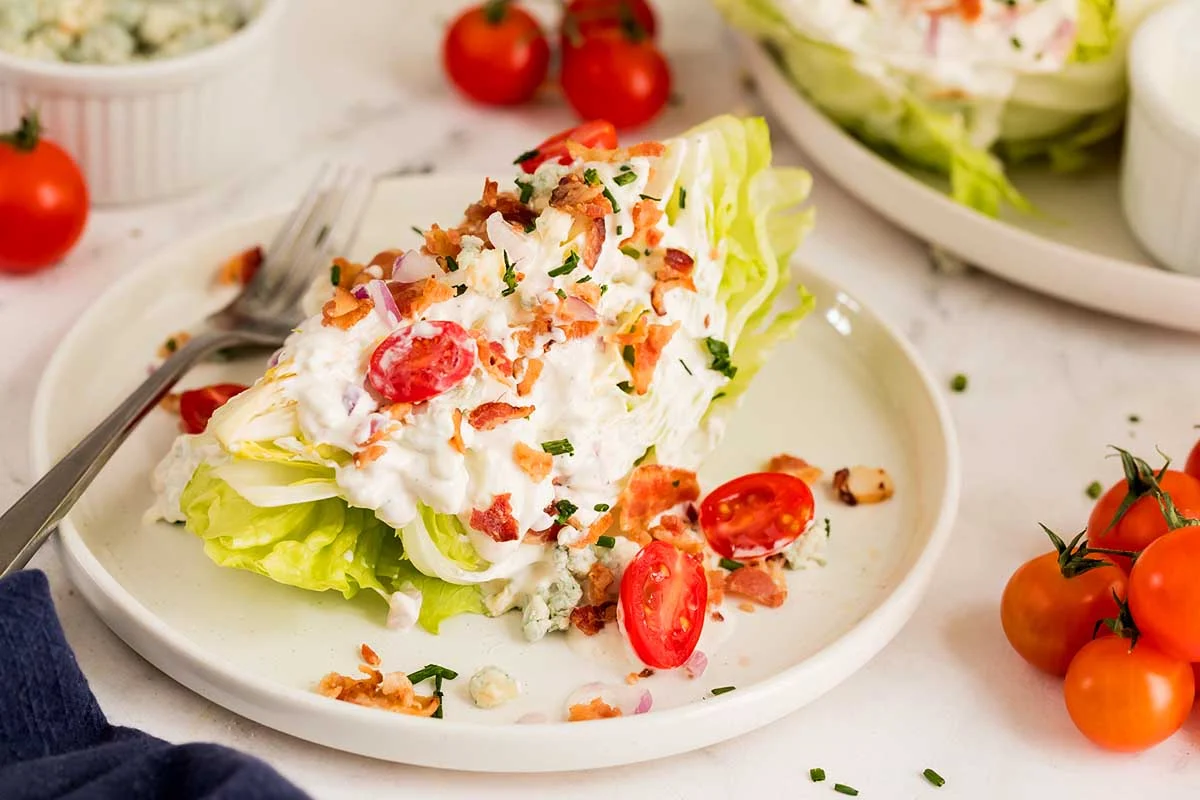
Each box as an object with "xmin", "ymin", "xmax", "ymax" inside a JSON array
[
  {"xmin": 1122, "ymin": 0, "xmax": 1200, "ymax": 276},
  {"xmin": 0, "ymin": 0, "xmax": 286, "ymax": 206}
]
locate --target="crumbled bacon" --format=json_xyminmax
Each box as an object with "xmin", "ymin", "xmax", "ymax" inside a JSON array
[
  {"xmin": 322, "ymin": 287, "xmax": 374, "ymax": 329},
  {"xmin": 559, "ymin": 320, "xmax": 600, "ymax": 341},
  {"xmin": 565, "ymin": 140, "xmax": 666, "ymax": 163},
  {"xmin": 767, "ymin": 454, "xmax": 823, "ymax": 486},
  {"xmin": 513, "ymin": 442, "xmax": 553, "ymax": 482},
  {"xmin": 725, "ymin": 559, "xmax": 788, "ymax": 608},
  {"xmin": 516, "ymin": 357, "xmax": 543, "ymax": 396},
  {"xmin": 833, "ymin": 466, "xmax": 895, "ymax": 505},
  {"xmin": 571, "ymin": 511, "xmax": 613, "ymax": 549},
  {"xmin": 622, "ymin": 199, "xmax": 664, "ymax": 250},
  {"xmin": 156, "ymin": 330, "xmax": 191, "ymax": 358},
  {"xmin": 159, "ymin": 392, "xmax": 181, "ymax": 414},
  {"xmin": 566, "ymin": 281, "xmax": 602, "ymax": 306},
  {"xmin": 550, "ymin": 173, "xmax": 611, "ymax": 218},
  {"xmin": 707, "ymin": 570, "xmax": 726, "ymax": 606},
  {"xmin": 585, "ymin": 562, "xmax": 614, "ymax": 605},
  {"xmin": 462, "ymin": 179, "xmax": 537, "ymax": 240},
  {"xmin": 523, "ymin": 523, "xmax": 562, "ymax": 544},
  {"xmin": 513, "ymin": 314, "xmax": 554, "ymax": 357},
  {"xmin": 579, "ymin": 216, "xmax": 606, "ymax": 270},
  {"xmin": 381, "ymin": 402, "xmax": 413, "ymax": 421},
  {"xmin": 422, "ymin": 224, "xmax": 462, "ymax": 260},
  {"xmin": 649, "ymin": 513, "xmax": 706, "ymax": 555},
  {"xmin": 614, "ymin": 316, "xmax": 680, "ymax": 395},
  {"xmin": 569, "ymin": 602, "xmax": 617, "ymax": 637},
  {"xmin": 470, "ymin": 493, "xmax": 519, "ymax": 542},
  {"xmin": 449, "ymin": 408, "xmax": 465, "ymax": 454},
  {"xmin": 216, "ymin": 245, "xmax": 264, "ymax": 286},
  {"xmin": 361, "ymin": 249, "xmax": 403, "ymax": 283},
  {"xmin": 568, "ymin": 697, "xmax": 622, "ymax": 722},
  {"xmin": 650, "ymin": 248, "xmax": 697, "ymax": 316},
  {"xmin": 360, "ymin": 643, "xmax": 381, "ymax": 668},
  {"xmin": 469, "ymin": 331, "xmax": 515, "ymax": 382},
  {"xmin": 617, "ymin": 464, "xmax": 701, "ymax": 536},
  {"xmin": 388, "ymin": 278, "xmax": 454, "ymax": 319},
  {"xmin": 318, "ymin": 665, "xmax": 438, "ymax": 717},
  {"xmin": 467, "ymin": 402, "xmax": 534, "ymax": 431},
  {"xmin": 354, "ymin": 443, "xmax": 387, "ymax": 468}
]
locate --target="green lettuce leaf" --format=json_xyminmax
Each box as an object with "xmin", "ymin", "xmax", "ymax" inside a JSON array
[{"xmin": 180, "ymin": 465, "xmax": 483, "ymax": 633}]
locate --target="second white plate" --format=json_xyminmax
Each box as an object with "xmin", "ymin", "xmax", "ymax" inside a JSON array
[{"xmin": 738, "ymin": 33, "xmax": 1200, "ymax": 335}]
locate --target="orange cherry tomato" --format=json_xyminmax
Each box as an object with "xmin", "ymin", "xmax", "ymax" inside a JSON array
[
  {"xmin": 1086, "ymin": 467, "xmax": 1200, "ymax": 568},
  {"xmin": 1185, "ymin": 438, "xmax": 1200, "ymax": 481},
  {"xmin": 1129, "ymin": 526, "xmax": 1200, "ymax": 661}
]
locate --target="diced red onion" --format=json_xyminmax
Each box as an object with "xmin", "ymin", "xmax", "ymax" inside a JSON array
[
  {"xmin": 351, "ymin": 285, "xmax": 369, "ymax": 300},
  {"xmin": 392, "ymin": 250, "xmax": 441, "ymax": 283},
  {"xmin": 683, "ymin": 650, "xmax": 708, "ymax": 679},
  {"xmin": 267, "ymin": 348, "xmax": 283, "ymax": 368},
  {"xmin": 562, "ymin": 295, "xmax": 597, "ymax": 321},
  {"xmin": 632, "ymin": 689, "xmax": 653, "ymax": 715},
  {"xmin": 516, "ymin": 712, "xmax": 549, "ymax": 725},
  {"xmin": 364, "ymin": 279, "xmax": 401, "ymax": 326},
  {"xmin": 342, "ymin": 385, "xmax": 366, "ymax": 414}
]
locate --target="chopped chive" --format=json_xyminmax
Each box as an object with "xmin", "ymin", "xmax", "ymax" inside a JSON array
[
  {"xmin": 501, "ymin": 251, "xmax": 519, "ymax": 296},
  {"xmin": 680, "ymin": 359, "xmax": 693, "ymax": 376},
  {"xmin": 445, "ymin": 255, "xmax": 459, "ymax": 272},
  {"xmin": 712, "ymin": 391, "xmax": 726, "ymax": 400},
  {"xmin": 602, "ymin": 186, "xmax": 621, "ymax": 213},
  {"xmin": 710, "ymin": 686, "xmax": 736, "ymax": 696},
  {"xmin": 950, "ymin": 373, "xmax": 968, "ymax": 392},
  {"xmin": 620, "ymin": 245, "xmax": 642, "ymax": 259},
  {"xmin": 622, "ymin": 344, "xmax": 636, "ymax": 365},
  {"xmin": 406, "ymin": 664, "xmax": 458, "ymax": 684},
  {"xmin": 616, "ymin": 224, "xmax": 623, "ymax": 235},
  {"xmin": 576, "ymin": 275, "xmax": 592, "ymax": 283},
  {"xmin": 833, "ymin": 784, "xmax": 858, "ymax": 796},
  {"xmin": 824, "ymin": 517, "xmax": 831, "ymax": 537},
  {"xmin": 164, "ymin": 338, "xmax": 177, "ymax": 353},
  {"xmin": 433, "ymin": 674, "xmax": 444, "ymax": 719},
  {"xmin": 556, "ymin": 288, "xmax": 567, "ymax": 299},
  {"xmin": 515, "ymin": 178, "xmax": 534, "ymax": 204},
  {"xmin": 315, "ymin": 224, "xmax": 330, "ymax": 245},
  {"xmin": 329, "ymin": 264, "xmax": 341, "ymax": 285},
  {"xmin": 553, "ymin": 499, "xmax": 579, "ymax": 524},
  {"xmin": 678, "ymin": 187, "xmax": 687, "ymax": 209},
  {"xmin": 541, "ymin": 438, "xmax": 575, "ymax": 456},
  {"xmin": 613, "ymin": 170, "xmax": 637, "ymax": 186},
  {"xmin": 594, "ymin": 503, "xmax": 611, "ymax": 512},
  {"xmin": 411, "ymin": 225, "xmax": 424, "ymax": 236},
  {"xmin": 719, "ymin": 557, "xmax": 743, "ymax": 571},
  {"xmin": 639, "ymin": 193, "xmax": 661, "ymax": 202},
  {"xmin": 704, "ymin": 337, "xmax": 737, "ymax": 379},
  {"xmin": 454, "ymin": 284, "xmax": 467, "ymax": 296},
  {"xmin": 583, "ymin": 168, "xmax": 601, "ymax": 186},
  {"xmin": 619, "ymin": 163, "xmax": 632, "ymax": 172},
  {"xmin": 523, "ymin": 221, "xmax": 536, "ymax": 233},
  {"xmin": 514, "ymin": 149, "xmax": 538, "ymax": 165},
  {"xmin": 1086, "ymin": 481, "xmax": 1103, "ymax": 500},
  {"xmin": 810, "ymin": 768, "xmax": 826, "ymax": 783},
  {"xmin": 923, "ymin": 768, "xmax": 945, "ymax": 788},
  {"xmin": 617, "ymin": 380, "xmax": 634, "ymax": 394},
  {"xmin": 1010, "ymin": 36, "xmax": 1022, "ymax": 50},
  {"xmin": 548, "ymin": 252, "xmax": 580, "ymax": 277},
  {"xmin": 600, "ymin": 284, "xmax": 608, "ymax": 295},
  {"xmin": 596, "ymin": 535, "xmax": 617, "ymax": 548},
  {"xmin": 1128, "ymin": 414, "xmax": 1141, "ymax": 423}
]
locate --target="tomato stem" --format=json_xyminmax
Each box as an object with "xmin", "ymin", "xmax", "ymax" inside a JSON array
[
  {"xmin": 483, "ymin": 0, "xmax": 510, "ymax": 24},
  {"xmin": 1040, "ymin": 524, "xmax": 1134, "ymax": 579},
  {"xmin": 1093, "ymin": 590, "xmax": 1140, "ymax": 649},
  {"xmin": 0, "ymin": 110, "xmax": 42, "ymax": 153}
]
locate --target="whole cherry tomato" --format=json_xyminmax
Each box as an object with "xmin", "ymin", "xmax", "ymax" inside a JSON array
[
  {"xmin": 179, "ymin": 384, "xmax": 249, "ymax": 435},
  {"xmin": 699, "ymin": 472, "xmax": 814, "ymax": 560},
  {"xmin": 442, "ymin": 1, "xmax": 550, "ymax": 106},
  {"xmin": 560, "ymin": 31, "xmax": 671, "ymax": 129},
  {"xmin": 0, "ymin": 112, "xmax": 89, "ymax": 273},
  {"xmin": 562, "ymin": 0, "xmax": 657, "ymax": 43},
  {"xmin": 1129, "ymin": 526, "xmax": 1200, "ymax": 661},
  {"xmin": 618, "ymin": 540, "xmax": 707, "ymax": 669},
  {"xmin": 1185, "ymin": 437, "xmax": 1200, "ymax": 481}
]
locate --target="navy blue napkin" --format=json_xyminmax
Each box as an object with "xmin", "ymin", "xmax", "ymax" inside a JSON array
[{"xmin": 0, "ymin": 570, "xmax": 310, "ymax": 800}]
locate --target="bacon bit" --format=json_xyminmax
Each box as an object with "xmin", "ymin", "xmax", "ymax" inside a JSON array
[
  {"xmin": 470, "ymin": 493, "xmax": 520, "ymax": 542},
  {"xmin": 523, "ymin": 523, "xmax": 562, "ymax": 544},
  {"xmin": 622, "ymin": 199, "xmax": 665, "ymax": 250},
  {"xmin": 389, "ymin": 278, "xmax": 455, "ymax": 319},
  {"xmin": 513, "ymin": 314, "xmax": 554, "ymax": 357},
  {"xmin": 516, "ymin": 357, "xmax": 543, "ymax": 396},
  {"xmin": 318, "ymin": 667, "xmax": 439, "ymax": 717},
  {"xmin": 569, "ymin": 602, "xmax": 616, "ymax": 636},
  {"xmin": 354, "ymin": 443, "xmax": 387, "ymax": 468},
  {"xmin": 462, "ymin": 179, "xmax": 537, "ymax": 239},
  {"xmin": 625, "ymin": 672, "xmax": 640, "ymax": 685},
  {"xmin": 156, "ymin": 330, "xmax": 192, "ymax": 358},
  {"xmin": 738, "ymin": 601, "xmax": 756, "ymax": 614},
  {"xmin": 566, "ymin": 140, "xmax": 666, "ymax": 163},
  {"xmin": 649, "ymin": 514, "xmax": 706, "ymax": 555},
  {"xmin": 928, "ymin": 0, "xmax": 982, "ymax": 22},
  {"xmin": 614, "ymin": 316, "xmax": 680, "ymax": 395},
  {"xmin": 361, "ymin": 249, "xmax": 404, "ymax": 283},
  {"xmin": 566, "ymin": 281, "xmax": 602, "ymax": 306},
  {"xmin": 650, "ymin": 248, "xmax": 697, "ymax": 316},
  {"xmin": 711, "ymin": 611, "xmax": 725, "ymax": 622},
  {"xmin": 360, "ymin": 643, "xmax": 381, "ymax": 668},
  {"xmin": 422, "ymin": 223, "xmax": 462, "ymax": 261},
  {"xmin": 581, "ymin": 216, "xmax": 606, "ymax": 270},
  {"xmin": 559, "ymin": 319, "xmax": 600, "ymax": 340},
  {"xmin": 571, "ymin": 511, "xmax": 613, "ymax": 549},
  {"xmin": 467, "ymin": 402, "xmax": 534, "ymax": 431},
  {"xmin": 618, "ymin": 464, "xmax": 701, "ymax": 536},
  {"xmin": 585, "ymin": 562, "xmax": 614, "ymax": 605},
  {"xmin": 469, "ymin": 331, "xmax": 515, "ymax": 383},
  {"xmin": 381, "ymin": 402, "xmax": 413, "ymax": 421},
  {"xmin": 513, "ymin": 442, "xmax": 553, "ymax": 482},
  {"xmin": 567, "ymin": 696, "xmax": 623, "ymax": 721},
  {"xmin": 726, "ymin": 559, "xmax": 788, "ymax": 608},
  {"xmin": 767, "ymin": 454, "xmax": 824, "ymax": 486},
  {"xmin": 328, "ymin": 256, "xmax": 365, "ymax": 289},
  {"xmin": 159, "ymin": 392, "xmax": 181, "ymax": 414},
  {"xmin": 322, "ymin": 287, "xmax": 374, "ymax": 330},
  {"xmin": 551, "ymin": 173, "xmax": 612, "ymax": 218},
  {"xmin": 832, "ymin": 466, "xmax": 895, "ymax": 505},
  {"xmin": 449, "ymin": 408, "xmax": 465, "ymax": 454},
  {"xmin": 707, "ymin": 570, "xmax": 726, "ymax": 606},
  {"xmin": 216, "ymin": 245, "xmax": 264, "ymax": 286}
]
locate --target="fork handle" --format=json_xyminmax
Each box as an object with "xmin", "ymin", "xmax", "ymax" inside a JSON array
[{"xmin": 0, "ymin": 329, "xmax": 251, "ymax": 577}]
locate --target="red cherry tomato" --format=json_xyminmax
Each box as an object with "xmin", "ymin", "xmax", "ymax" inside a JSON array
[
  {"xmin": 560, "ymin": 33, "xmax": 671, "ymax": 129},
  {"xmin": 1086, "ymin": 469, "xmax": 1200, "ymax": 568},
  {"xmin": 1186, "ymin": 438, "xmax": 1200, "ymax": 481},
  {"xmin": 699, "ymin": 472, "xmax": 815, "ymax": 560},
  {"xmin": 1129, "ymin": 526, "xmax": 1200, "ymax": 661},
  {"xmin": 562, "ymin": 0, "xmax": 657, "ymax": 43},
  {"xmin": 442, "ymin": 2, "xmax": 550, "ymax": 106},
  {"xmin": 0, "ymin": 112, "xmax": 89, "ymax": 273},
  {"xmin": 516, "ymin": 120, "xmax": 619, "ymax": 174},
  {"xmin": 179, "ymin": 383, "xmax": 249, "ymax": 435},
  {"xmin": 619, "ymin": 540, "xmax": 707, "ymax": 669},
  {"xmin": 1064, "ymin": 636, "xmax": 1194, "ymax": 752},
  {"xmin": 368, "ymin": 320, "xmax": 475, "ymax": 404}
]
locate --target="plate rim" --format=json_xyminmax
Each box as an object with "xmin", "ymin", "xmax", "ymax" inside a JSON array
[
  {"xmin": 31, "ymin": 173, "xmax": 962, "ymax": 771},
  {"xmin": 736, "ymin": 32, "xmax": 1200, "ymax": 335}
]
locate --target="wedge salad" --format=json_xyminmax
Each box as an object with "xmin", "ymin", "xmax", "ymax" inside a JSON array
[
  {"xmin": 714, "ymin": 0, "xmax": 1168, "ymax": 216},
  {"xmin": 154, "ymin": 115, "xmax": 823, "ymax": 672}
]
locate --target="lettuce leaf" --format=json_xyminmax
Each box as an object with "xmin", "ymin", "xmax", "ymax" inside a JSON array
[{"xmin": 180, "ymin": 465, "xmax": 484, "ymax": 633}]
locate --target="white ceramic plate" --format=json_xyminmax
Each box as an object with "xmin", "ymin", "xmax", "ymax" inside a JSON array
[
  {"xmin": 32, "ymin": 174, "xmax": 959, "ymax": 772},
  {"xmin": 737, "ymin": 33, "xmax": 1200, "ymax": 335}
]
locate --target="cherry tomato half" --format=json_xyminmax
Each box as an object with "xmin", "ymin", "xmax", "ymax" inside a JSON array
[
  {"xmin": 1063, "ymin": 636, "xmax": 1194, "ymax": 752},
  {"xmin": 442, "ymin": 2, "xmax": 550, "ymax": 106},
  {"xmin": 179, "ymin": 383, "xmax": 249, "ymax": 435},
  {"xmin": 1086, "ymin": 469, "xmax": 1200, "ymax": 567},
  {"xmin": 0, "ymin": 112, "xmax": 88, "ymax": 273},
  {"xmin": 560, "ymin": 33, "xmax": 671, "ymax": 130},
  {"xmin": 516, "ymin": 119, "xmax": 619, "ymax": 174},
  {"xmin": 699, "ymin": 472, "xmax": 815, "ymax": 560},
  {"xmin": 1130, "ymin": 526, "xmax": 1200, "ymax": 661},
  {"xmin": 368, "ymin": 320, "xmax": 475, "ymax": 404},
  {"xmin": 619, "ymin": 540, "xmax": 707, "ymax": 669},
  {"xmin": 1185, "ymin": 438, "xmax": 1200, "ymax": 481},
  {"xmin": 562, "ymin": 0, "xmax": 657, "ymax": 43},
  {"xmin": 1000, "ymin": 551, "xmax": 1126, "ymax": 676}
]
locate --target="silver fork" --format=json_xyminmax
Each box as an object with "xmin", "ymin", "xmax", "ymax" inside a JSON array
[{"xmin": 0, "ymin": 165, "xmax": 373, "ymax": 576}]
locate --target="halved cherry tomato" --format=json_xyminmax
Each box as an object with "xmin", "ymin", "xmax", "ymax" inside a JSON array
[
  {"xmin": 516, "ymin": 120, "xmax": 618, "ymax": 174},
  {"xmin": 1129, "ymin": 526, "xmax": 1200, "ymax": 661},
  {"xmin": 619, "ymin": 540, "xmax": 706, "ymax": 669},
  {"xmin": 560, "ymin": 32, "xmax": 671, "ymax": 129},
  {"xmin": 1185, "ymin": 438, "xmax": 1200, "ymax": 481},
  {"xmin": 1064, "ymin": 636, "xmax": 1194, "ymax": 752},
  {"xmin": 368, "ymin": 320, "xmax": 475, "ymax": 403},
  {"xmin": 562, "ymin": 0, "xmax": 657, "ymax": 44},
  {"xmin": 442, "ymin": 2, "xmax": 550, "ymax": 106},
  {"xmin": 699, "ymin": 472, "xmax": 814, "ymax": 560},
  {"xmin": 179, "ymin": 383, "xmax": 248, "ymax": 435},
  {"xmin": 1086, "ymin": 468, "xmax": 1200, "ymax": 568}
]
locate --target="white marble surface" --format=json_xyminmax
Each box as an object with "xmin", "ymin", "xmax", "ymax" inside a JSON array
[{"xmin": 3, "ymin": 1, "xmax": 1200, "ymax": 797}]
